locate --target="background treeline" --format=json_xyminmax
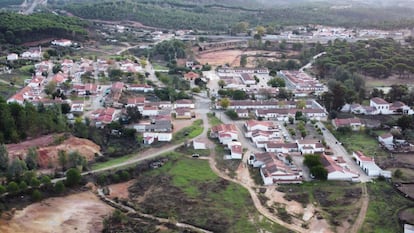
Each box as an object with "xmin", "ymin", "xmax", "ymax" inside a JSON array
[
  {"xmin": 0, "ymin": 12, "xmax": 88, "ymax": 44},
  {"xmin": 60, "ymin": 0, "xmax": 414, "ymax": 30},
  {"xmin": 314, "ymin": 38, "xmax": 414, "ymax": 79},
  {"xmin": 0, "ymin": 99, "xmax": 68, "ymax": 144},
  {"xmin": 0, "ymin": 0, "xmax": 23, "ymax": 8}
]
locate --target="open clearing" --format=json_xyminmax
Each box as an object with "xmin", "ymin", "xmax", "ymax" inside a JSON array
[
  {"xmin": 196, "ymin": 49, "xmax": 243, "ymax": 66},
  {"xmin": 127, "ymin": 152, "xmax": 291, "ymax": 233},
  {"xmin": 0, "ymin": 192, "xmax": 113, "ymax": 233},
  {"xmin": 361, "ymin": 181, "xmax": 414, "ymax": 233}
]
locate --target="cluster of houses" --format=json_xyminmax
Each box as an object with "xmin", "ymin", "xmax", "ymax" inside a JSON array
[
  {"xmin": 278, "ymin": 70, "xmax": 326, "ymax": 97},
  {"xmin": 342, "ymin": 97, "xmax": 414, "ymax": 115},
  {"xmin": 210, "ymin": 124, "xmax": 242, "ymax": 159},
  {"xmin": 216, "ymin": 99, "xmax": 328, "ymax": 121}
]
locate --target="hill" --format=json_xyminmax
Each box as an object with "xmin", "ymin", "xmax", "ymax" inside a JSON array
[
  {"xmin": 59, "ymin": 0, "xmax": 414, "ymax": 30},
  {"xmin": 0, "ymin": 12, "xmax": 88, "ymax": 44}
]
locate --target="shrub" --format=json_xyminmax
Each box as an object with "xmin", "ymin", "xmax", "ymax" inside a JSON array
[
  {"xmin": 7, "ymin": 182, "xmax": 19, "ymax": 194},
  {"xmin": 0, "ymin": 185, "xmax": 6, "ymax": 194},
  {"xmin": 31, "ymin": 189, "xmax": 42, "ymax": 202},
  {"xmin": 19, "ymin": 181, "xmax": 28, "ymax": 191},
  {"xmin": 65, "ymin": 168, "xmax": 82, "ymax": 187},
  {"xmin": 54, "ymin": 181, "xmax": 65, "ymax": 194}
]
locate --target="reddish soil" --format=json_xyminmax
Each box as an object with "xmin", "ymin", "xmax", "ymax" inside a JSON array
[
  {"xmin": 6, "ymin": 135, "xmax": 101, "ymax": 168},
  {"xmin": 196, "ymin": 49, "xmax": 243, "ymax": 67},
  {"xmin": 108, "ymin": 180, "xmax": 134, "ymax": 199},
  {"xmin": 0, "ymin": 192, "xmax": 113, "ymax": 233}
]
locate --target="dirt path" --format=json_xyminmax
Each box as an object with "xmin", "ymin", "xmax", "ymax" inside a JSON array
[
  {"xmin": 350, "ymin": 183, "xmax": 369, "ymax": 233},
  {"xmin": 97, "ymin": 189, "xmax": 213, "ymax": 233},
  {"xmin": 206, "ymin": 151, "xmax": 306, "ymax": 233}
]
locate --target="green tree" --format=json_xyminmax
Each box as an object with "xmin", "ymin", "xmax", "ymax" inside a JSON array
[
  {"xmin": 58, "ymin": 150, "xmax": 67, "ymax": 171},
  {"xmin": 54, "ymin": 181, "xmax": 65, "ymax": 194},
  {"xmin": 41, "ymin": 175, "xmax": 51, "ymax": 186},
  {"xmin": 220, "ymin": 98, "xmax": 230, "ymax": 109},
  {"xmin": 394, "ymin": 169, "xmax": 403, "ymax": 179},
  {"xmin": 225, "ymin": 109, "xmax": 238, "ymax": 120},
  {"xmin": 65, "ymin": 168, "xmax": 81, "ymax": 187},
  {"xmin": 7, "ymin": 181, "xmax": 19, "ymax": 194},
  {"xmin": 52, "ymin": 64, "xmax": 62, "ymax": 74},
  {"xmin": 19, "ymin": 181, "xmax": 28, "ymax": 191},
  {"xmin": 44, "ymin": 81, "xmax": 57, "ymax": 95},
  {"xmin": 30, "ymin": 177, "xmax": 41, "ymax": 188},
  {"xmin": 8, "ymin": 158, "xmax": 27, "ymax": 179},
  {"xmin": 232, "ymin": 90, "xmax": 248, "ymax": 100},
  {"xmin": 0, "ymin": 144, "xmax": 9, "ymax": 172},
  {"xmin": 310, "ymin": 165, "xmax": 328, "ymax": 180},
  {"xmin": 218, "ymin": 80, "xmax": 226, "ymax": 88},
  {"xmin": 303, "ymin": 154, "xmax": 321, "ymax": 168},
  {"xmin": 25, "ymin": 147, "xmax": 38, "ymax": 170},
  {"xmin": 31, "ymin": 189, "xmax": 42, "ymax": 202},
  {"xmin": 267, "ymin": 78, "xmax": 285, "ymax": 87},
  {"xmin": 240, "ymin": 55, "xmax": 247, "ymax": 67},
  {"xmin": 119, "ymin": 171, "xmax": 131, "ymax": 181},
  {"xmin": 0, "ymin": 184, "xmax": 6, "ymax": 194}
]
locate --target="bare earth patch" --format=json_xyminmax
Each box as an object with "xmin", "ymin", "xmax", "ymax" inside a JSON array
[
  {"xmin": 0, "ymin": 192, "xmax": 113, "ymax": 233},
  {"xmin": 108, "ymin": 180, "xmax": 134, "ymax": 199},
  {"xmin": 196, "ymin": 49, "xmax": 243, "ymax": 66}
]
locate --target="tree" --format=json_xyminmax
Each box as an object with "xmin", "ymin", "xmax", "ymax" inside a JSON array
[
  {"xmin": 0, "ymin": 144, "xmax": 9, "ymax": 172},
  {"xmin": 41, "ymin": 175, "xmax": 51, "ymax": 186},
  {"xmin": 126, "ymin": 106, "xmax": 142, "ymax": 123},
  {"xmin": 58, "ymin": 150, "xmax": 67, "ymax": 171},
  {"xmin": 65, "ymin": 168, "xmax": 81, "ymax": 187},
  {"xmin": 232, "ymin": 90, "xmax": 248, "ymax": 100},
  {"xmin": 31, "ymin": 189, "xmax": 42, "ymax": 202},
  {"xmin": 30, "ymin": 177, "xmax": 41, "ymax": 188},
  {"xmin": 295, "ymin": 111, "xmax": 303, "ymax": 120},
  {"xmin": 225, "ymin": 110, "xmax": 238, "ymax": 120},
  {"xmin": 231, "ymin": 22, "xmax": 248, "ymax": 34},
  {"xmin": 7, "ymin": 181, "xmax": 19, "ymax": 194},
  {"xmin": 267, "ymin": 77, "xmax": 285, "ymax": 87},
  {"xmin": 256, "ymin": 26, "xmax": 266, "ymax": 36},
  {"xmin": 119, "ymin": 171, "xmax": 131, "ymax": 181},
  {"xmin": 397, "ymin": 115, "xmax": 413, "ymax": 130},
  {"xmin": 139, "ymin": 57, "xmax": 147, "ymax": 68},
  {"xmin": 0, "ymin": 185, "xmax": 6, "ymax": 194},
  {"xmin": 310, "ymin": 165, "xmax": 328, "ymax": 180},
  {"xmin": 303, "ymin": 154, "xmax": 321, "ymax": 168},
  {"xmin": 19, "ymin": 181, "xmax": 28, "ymax": 191},
  {"xmin": 25, "ymin": 147, "xmax": 38, "ymax": 170},
  {"xmin": 8, "ymin": 158, "xmax": 27, "ymax": 179},
  {"xmin": 240, "ymin": 55, "xmax": 247, "ymax": 67},
  {"xmin": 218, "ymin": 80, "xmax": 226, "ymax": 88},
  {"xmin": 296, "ymin": 100, "xmax": 306, "ymax": 109},
  {"xmin": 277, "ymin": 88, "xmax": 293, "ymax": 100},
  {"xmin": 52, "ymin": 64, "xmax": 62, "ymax": 74},
  {"xmin": 220, "ymin": 98, "xmax": 230, "ymax": 109},
  {"xmin": 54, "ymin": 180, "xmax": 65, "ymax": 194},
  {"xmin": 44, "ymin": 81, "xmax": 57, "ymax": 95}
]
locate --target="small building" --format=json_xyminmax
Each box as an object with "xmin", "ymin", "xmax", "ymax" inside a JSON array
[
  {"xmin": 7, "ymin": 53, "xmax": 18, "ymax": 61},
  {"xmin": 378, "ymin": 133, "xmax": 394, "ymax": 146},
  {"xmin": 193, "ymin": 139, "xmax": 207, "ymax": 150},
  {"xmin": 175, "ymin": 107, "xmax": 193, "ymax": 119},
  {"xmin": 174, "ymin": 99, "xmax": 195, "ymax": 109},
  {"xmin": 321, "ymin": 154, "xmax": 359, "ymax": 181},
  {"xmin": 297, "ymin": 139, "xmax": 325, "ymax": 155},
  {"xmin": 235, "ymin": 109, "xmax": 249, "ymax": 118},
  {"xmin": 332, "ymin": 118, "xmax": 364, "ymax": 131},
  {"xmin": 184, "ymin": 71, "xmax": 200, "ymax": 81},
  {"xmin": 230, "ymin": 144, "xmax": 243, "ymax": 159},
  {"xmin": 353, "ymin": 151, "xmax": 391, "ymax": 178},
  {"xmin": 52, "ymin": 39, "xmax": 73, "ymax": 47}
]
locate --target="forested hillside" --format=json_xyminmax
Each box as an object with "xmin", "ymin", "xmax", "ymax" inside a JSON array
[
  {"xmin": 0, "ymin": 0, "xmax": 23, "ymax": 8},
  {"xmin": 61, "ymin": 0, "xmax": 414, "ymax": 30},
  {"xmin": 315, "ymin": 38, "xmax": 414, "ymax": 80},
  {"xmin": 0, "ymin": 12, "xmax": 88, "ymax": 44}
]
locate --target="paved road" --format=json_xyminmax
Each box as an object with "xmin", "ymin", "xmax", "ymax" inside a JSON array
[
  {"xmin": 317, "ymin": 122, "xmax": 371, "ymax": 182},
  {"xmin": 299, "ymin": 52, "xmax": 326, "ymax": 72}
]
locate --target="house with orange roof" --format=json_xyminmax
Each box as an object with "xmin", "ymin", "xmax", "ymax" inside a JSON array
[
  {"xmin": 184, "ymin": 71, "xmax": 200, "ymax": 81},
  {"xmin": 321, "ymin": 154, "xmax": 359, "ymax": 181}
]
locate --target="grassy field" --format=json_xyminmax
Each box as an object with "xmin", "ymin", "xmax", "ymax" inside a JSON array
[
  {"xmin": 0, "ymin": 83, "xmax": 18, "ymax": 99},
  {"xmin": 152, "ymin": 63, "xmax": 169, "ymax": 71},
  {"xmin": 277, "ymin": 181, "xmax": 362, "ymax": 227},
  {"xmin": 334, "ymin": 131, "xmax": 388, "ymax": 157},
  {"xmin": 207, "ymin": 112, "xmax": 222, "ymax": 126},
  {"xmin": 172, "ymin": 119, "xmax": 203, "ymax": 143},
  {"xmin": 91, "ymin": 154, "xmax": 134, "ymax": 170},
  {"xmin": 131, "ymin": 152, "xmax": 292, "ymax": 233},
  {"xmin": 361, "ymin": 181, "xmax": 414, "ymax": 233}
]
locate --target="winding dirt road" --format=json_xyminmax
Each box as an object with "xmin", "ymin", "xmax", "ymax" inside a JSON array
[{"xmin": 350, "ymin": 183, "xmax": 369, "ymax": 233}]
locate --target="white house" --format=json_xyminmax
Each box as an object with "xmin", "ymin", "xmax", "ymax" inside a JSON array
[
  {"xmin": 7, "ymin": 53, "xmax": 18, "ymax": 61},
  {"xmin": 21, "ymin": 47, "xmax": 42, "ymax": 60},
  {"xmin": 143, "ymin": 132, "xmax": 172, "ymax": 143},
  {"xmin": 248, "ymin": 152, "xmax": 302, "ymax": 185},
  {"xmin": 265, "ymin": 142, "xmax": 298, "ymax": 153},
  {"xmin": 142, "ymin": 106, "xmax": 159, "ymax": 116},
  {"xmin": 370, "ymin": 97, "xmax": 390, "ymax": 114},
  {"xmin": 52, "ymin": 39, "xmax": 73, "ymax": 47},
  {"xmin": 174, "ymin": 99, "xmax": 195, "ymax": 109},
  {"xmin": 210, "ymin": 124, "xmax": 238, "ymax": 144},
  {"xmin": 353, "ymin": 151, "xmax": 391, "ymax": 178},
  {"xmin": 321, "ymin": 154, "xmax": 359, "ymax": 181},
  {"xmin": 378, "ymin": 133, "xmax": 393, "ymax": 146},
  {"xmin": 297, "ymin": 140, "xmax": 325, "ymax": 155},
  {"xmin": 332, "ymin": 118, "xmax": 365, "ymax": 131},
  {"xmin": 235, "ymin": 109, "xmax": 249, "ymax": 118},
  {"xmin": 128, "ymin": 84, "xmax": 154, "ymax": 93},
  {"xmin": 230, "ymin": 144, "xmax": 243, "ymax": 159},
  {"xmin": 245, "ymin": 120, "xmax": 279, "ymax": 132}
]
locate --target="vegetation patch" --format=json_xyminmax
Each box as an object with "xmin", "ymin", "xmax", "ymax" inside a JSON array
[
  {"xmin": 277, "ymin": 181, "xmax": 361, "ymax": 227},
  {"xmin": 128, "ymin": 154, "xmax": 290, "ymax": 232},
  {"xmin": 207, "ymin": 112, "xmax": 223, "ymax": 127},
  {"xmin": 172, "ymin": 119, "xmax": 203, "ymax": 143},
  {"xmin": 333, "ymin": 130, "xmax": 388, "ymax": 157},
  {"xmin": 361, "ymin": 181, "xmax": 414, "ymax": 233}
]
